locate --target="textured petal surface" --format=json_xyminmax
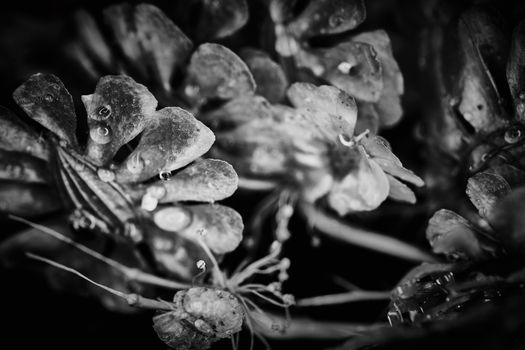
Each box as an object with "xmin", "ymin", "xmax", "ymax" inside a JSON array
[
  {"xmin": 115, "ymin": 107, "xmax": 214, "ymax": 183},
  {"xmin": 154, "ymin": 204, "xmax": 243, "ymax": 254},
  {"xmin": 13, "ymin": 73, "xmax": 77, "ymax": 146},
  {"xmin": 327, "ymin": 148, "xmax": 389, "ymax": 214},
  {"xmin": 466, "ymin": 171, "xmax": 511, "ymax": 219},
  {"xmin": 153, "ymin": 159, "xmax": 238, "ymax": 203},
  {"xmin": 353, "ymin": 30, "xmax": 404, "ymax": 127},
  {"xmin": 183, "ymin": 43, "xmax": 255, "ymax": 104},
  {"xmin": 287, "ymin": 0, "xmax": 366, "ymax": 38},
  {"xmin": 0, "ymin": 107, "xmax": 49, "ymax": 160},
  {"xmin": 240, "ymin": 48, "xmax": 288, "ymax": 103},
  {"xmin": 192, "ymin": 0, "xmax": 248, "ymax": 40},
  {"xmin": 82, "ymin": 75, "xmax": 158, "ymax": 165},
  {"xmin": 134, "ymin": 4, "xmax": 193, "ymax": 92},
  {"xmin": 426, "ymin": 209, "xmax": 496, "ymax": 260},
  {"xmin": 507, "ymin": 20, "xmax": 525, "ymax": 122},
  {"xmin": 287, "ymin": 83, "xmax": 357, "ymax": 138},
  {"xmin": 297, "ymin": 42, "xmax": 383, "ymax": 102}
]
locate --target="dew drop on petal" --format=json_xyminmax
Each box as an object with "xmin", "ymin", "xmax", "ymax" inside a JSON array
[
  {"xmin": 44, "ymin": 94, "xmax": 54, "ymax": 102},
  {"xmin": 504, "ymin": 126, "xmax": 522, "ymax": 144},
  {"xmin": 96, "ymin": 105, "xmax": 112, "ymax": 119},
  {"xmin": 159, "ymin": 170, "xmax": 172, "ymax": 181},
  {"xmin": 196, "ymin": 259, "xmax": 206, "ymax": 270}
]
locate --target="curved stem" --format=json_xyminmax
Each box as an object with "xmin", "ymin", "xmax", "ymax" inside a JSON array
[
  {"xmin": 9, "ymin": 214, "xmax": 191, "ymax": 290},
  {"xmin": 298, "ymin": 202, "xmax": 437, "ymax": 263},
  {"xmin": 251, "ymin": 311, "xmax": 387, "ymax": 340},
  {"xmin": 26, "ymin": 253, "xmax": 172, "ymax": 311},
  {"xmin": 238, "ymin": 177, "xmax": 279, "ymax": 191},
  {"xmin": 297, "ymin": 290, "xmax": 390, "ymax": 307}
]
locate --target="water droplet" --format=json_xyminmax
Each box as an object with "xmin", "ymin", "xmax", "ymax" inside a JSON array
[
  {"xmin": 480, "ymin": 153, "xmax": 488, "ymax": 162},
  {"xmin": 329, "ymin": 14, "xmax": 344, "ymax": 28},
  {"xmin": 97, "ymin": 105, "xmax": 112, "ymax": 119},
  {"xmin": 97, "ymin": 168, "xmax": 115, "ymax": 182},
  {"xmin": 89, "ymin": 124, "xmax": 111, "ymax": 144},
  {"xmin": 519, "ymin": 91, "xmax": 525, "ymax": 100},
  {"xmin": 153, "ymin": 206, "xmax": 192, "ymax": 232},
  {"xmin": 504, "ymin": 126, "xmax": 522, "ymax": 144},
  {"xmin": 337, "ymin": 61, "xmax": 353, "ymax": 74},
  {"xmin": 196, "ymin": 260, "xmax": 206, "ymax": 270},
  {"xmin": 159, "ymin": 171, "xmax": 172, "ymax": 181},
  {"xmin": 44, "ymin": 94, "xmax": 54, "ymax": 102},
  {"xmin": 127, "ymin": 153, "xmax": 145, "ymax": 174}
]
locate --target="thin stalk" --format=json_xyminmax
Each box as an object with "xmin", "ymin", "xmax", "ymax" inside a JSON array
[
  {"xmin": 297, "ymin": 290, "xmax": 391, "ymax": 307},
  {"xmin": 26, "ymin": 253, "xmax": 172, "ymax": 311},
  {"xmin": 252, "ymin": 311, "xmax": 387, "ymax": 340},
  {"xmin": 9, "ymin": 214, "xmax": 191, "ymax": 290},
  {"xmin": 298, "ymin": 202, "xmax": 437, "ymax": 263}
]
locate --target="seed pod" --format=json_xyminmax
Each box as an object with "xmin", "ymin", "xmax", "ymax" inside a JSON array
[{"xmin": 153, "ymin": 287, "xmax": 244, "ymax": 350}]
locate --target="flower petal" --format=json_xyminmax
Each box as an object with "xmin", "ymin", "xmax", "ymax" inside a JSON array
[
  {"xmin": 287, "ymin": 0, "xmax": 366, "ymax": 39},
  {"xmin": 82, "ymin": 75, "xmax": 158, "ymax": 166},
  {"xmin": 296, "ymin": 41, "xmax": 383, "ymax": 102},
  {"xmin": 116, "ymin": 107, "xmax": 214, "ymax": 183},
  {"xmin": 153, "ymin": 204, "xmax": 243, "ymax": 254},
  {"xmin": 362, "ymin": 135, "xmax": 424, "ymax": 187},
  {"xmin": 387, "ymin": 174, "xmax": 416, "ymax": 204},
  {"xmin": 507, "ymin": 20, "xmax": 525, "ymax": 122},
  {"xmin": 13, "ymin": 73, "xmax": 77, "ymax": 146},
  {"xmin": 213, "ymin": 119, "xmax": 293, "ymax": 177},
  {"xmin": 426, "ymin": 209, "xmax": 497, "ymax": 260},
  {"xmin": 327, "ymin": 149, "xmax": 389, "ymax": 214},
  {"xmin": 134, "ymin": 4, "xmax": 193, "ymax": 92},
  {"xmin": 0, "ymin": 150, "xmax": 50, "ymax": 184},
  {"xmin": 104, "ymin": 4, "xmax": 144, "ymax": 74},
  {"xmin": 353, "ymin": 30, "xmax": 404, "ymax": 127},
  {"xmin": 466, "ymin": 171, "xmax": 511, "ymax": 218},
  {"xmin": 148, "ymin": 159, "xmax": 238, "ymax": 203},
  {"xmin": 75, "ymin": 10, "xmax": 114, "ymax": 70},
  {"xmin": 0, "ymin": 106, "xmax": 49, "ymax": 160},
  {"xmin": 0, "ymin": 182, "xmax": 60, "ymax": 217},
  {"xmin": 182, "ymin": 43, "xmax": 255, "ymax": 105},
  {"xmin": 191, "ymin": 0, "xmax": 248, "ymax": 40},
  {"xmin": 488, "ymin": 186, "xmax": 525, "ymax": 253},
  {"xmin": 200, "ymin": 95, "xmax": 274, "ymax": 132},
  {"xmin": 240, "ymin": 48, "xmax": 288, "ymax": 103},
  {"xmin": 287, "ymin": 83, "xmax": 357, "ymax": 138}
]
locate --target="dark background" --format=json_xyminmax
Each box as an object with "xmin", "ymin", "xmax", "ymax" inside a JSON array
[{"xmin": 1, "ymin": 1, "xmax": 525, "ymax": 349}]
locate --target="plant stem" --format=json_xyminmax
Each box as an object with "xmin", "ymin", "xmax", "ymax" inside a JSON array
[
  {"xmin": 297, "ymin": 290, "xmax": 391, "ymax": 307},
  {"xmin": 251, "ymin": 311, "xmax": 387, "ymax": 340},
  {"xmin": 298, "ymin": 202, "xmax": 437, "ymax": 263}
]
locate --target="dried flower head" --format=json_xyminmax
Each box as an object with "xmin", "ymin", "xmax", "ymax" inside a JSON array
[{"xmin": 1, "ymin": 73, "xmax": 242, "ymax": 279}]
